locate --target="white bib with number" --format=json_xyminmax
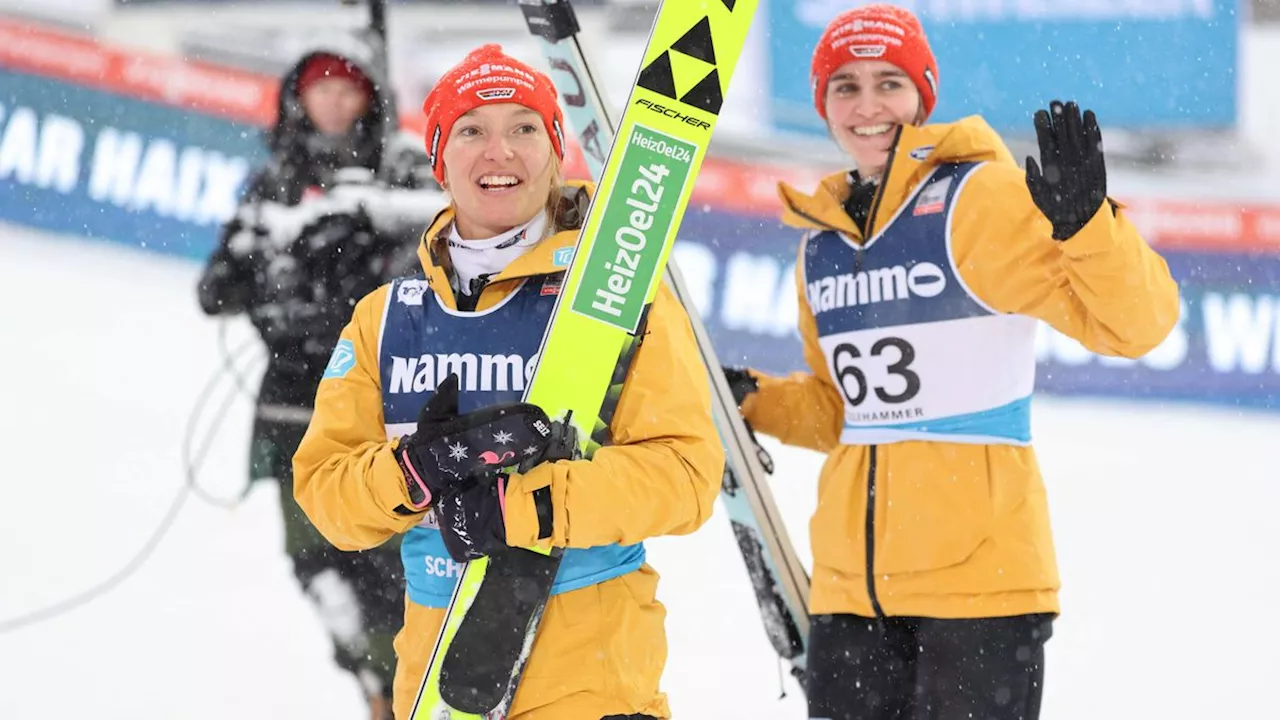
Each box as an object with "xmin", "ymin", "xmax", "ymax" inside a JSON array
[{"xmin": 802, "ymin": 163, "xmax": 1039, "ymax": 446}]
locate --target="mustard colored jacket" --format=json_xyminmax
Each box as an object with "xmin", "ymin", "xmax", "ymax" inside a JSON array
[{"xmin": 744, "ymin": 117, "xmax": 1180, "ymax": 618}]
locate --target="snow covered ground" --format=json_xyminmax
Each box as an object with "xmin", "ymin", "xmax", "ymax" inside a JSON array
[{"xmin": 2, "ymin": 224, "xmax": 1278, "ymax": 719}]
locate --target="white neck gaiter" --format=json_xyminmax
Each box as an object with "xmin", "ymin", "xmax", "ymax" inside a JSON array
[{"xmin": 446, "ymin": 211, "xmax": 548, "ymax": 297}]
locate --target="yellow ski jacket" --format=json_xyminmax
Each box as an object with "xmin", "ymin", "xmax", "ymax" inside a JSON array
[
  {"xmin": 744, "ymin": 117, "xmax": 1180, "ymax": 619},
  {"xmin": 292, "ymin": 182, "xmax": 723, "ymax": 718}
]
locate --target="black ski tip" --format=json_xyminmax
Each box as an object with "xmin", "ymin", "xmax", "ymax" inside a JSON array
[
  {"xmin": 439, "ymin": 549, "xmax": 562, "ymax": 714},
  {"xmin": 518, "ymin": 0, "xmax": 580, "ymax": 42}
]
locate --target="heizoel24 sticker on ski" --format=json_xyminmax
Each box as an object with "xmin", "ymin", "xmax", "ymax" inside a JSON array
[{"xmin": 570, "ymin": 127, "xmax": 695, "ymax": 333}]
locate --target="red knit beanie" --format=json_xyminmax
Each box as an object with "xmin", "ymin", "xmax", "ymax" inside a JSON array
[
  {"xmin": 297, "ymin": 54, "xmax": 374, "ymax": 99},
  {"xmin": 810, "ymin": 4, "xmax": 939, "ymax": 122},
  {"xmin": 422, "ymin": 44, "xmax": 565, "ymax": 186}
]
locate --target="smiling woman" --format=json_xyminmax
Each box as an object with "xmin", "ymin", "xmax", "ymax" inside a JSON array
[
  {"xmin": 441, "ymin": 104, "xmax": 562, "ymax": 239},
  {"xmin": 720, "ymin": 4, "xmax": 1182, "ymax": 720},
  {"xmin": 823, "ymin": 62, "xmax": 926, "ymax": 179},
  {"xmin": 290, "ymin": 43, "xmax": 725, "ymax": 720},
  {"xmin": 421, "ymin": 45, "xmax": 566, "ymax": 244}
]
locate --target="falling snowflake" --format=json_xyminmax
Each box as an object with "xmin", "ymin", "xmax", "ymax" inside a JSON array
[
  {"xmin": 448, "ymin": 442, "xmax": 468, "ymax": 461},
  {"xmin": 493, "ymin": 429, "xmax": 514, "ymax": 445}
]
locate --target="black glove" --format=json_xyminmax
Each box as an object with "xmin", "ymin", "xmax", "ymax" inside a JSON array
[
  {"xmin": 393, "ymin": 374, "xmax": 556, "ymax": 509},
  {"xmin": 720, "ymin": 366, "xmax": 774, "ymax": 475},
  {"xmin": 1025, "ymin": 100, "xmax": 1108, "ymax": 241},
  {"xmin": 434, "ymin": 414, "xmax": 580, "ymax": 563},
  {"xmin": 197, "ymin": 216, "xmax": 264, "ymax": 315},
  {"xmin": 393, "ymin": 374, "xmax": 580, "ymax": 562},
  {"xmin": 723, "ymin": 366, "xmax": 759, "ymax": 408},
  {"xmin": 432, "ymin": 476, "xmax": 509, "ymax": 564}
]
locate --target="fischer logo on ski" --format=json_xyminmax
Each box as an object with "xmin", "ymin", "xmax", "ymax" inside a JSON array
[{"xmin": 637, "ymin": 16, "xmax": 726, "ymax": 115}]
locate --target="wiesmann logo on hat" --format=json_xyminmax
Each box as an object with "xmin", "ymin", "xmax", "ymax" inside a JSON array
[
  {"xmin": 850, "ymin": 19, "xmax": 905, "ymax": 36},
  {"xmin": 476, "ymin": 87, "xmax": 517, "ymax": 101}
]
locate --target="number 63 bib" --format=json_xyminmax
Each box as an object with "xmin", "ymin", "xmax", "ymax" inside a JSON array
[{"xmin": 802, "ymin": 163, "xmax": 1039, "ymax": 447}]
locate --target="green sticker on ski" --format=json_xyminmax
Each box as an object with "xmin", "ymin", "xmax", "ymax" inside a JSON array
[{"xmin": 572, "ymin": 125, "xmax": 695, "ymax": 333}]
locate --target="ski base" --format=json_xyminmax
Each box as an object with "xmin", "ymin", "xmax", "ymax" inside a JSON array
[{"xmin": 439, "ymin": 548, "xmax": 562, "ymax": 713}]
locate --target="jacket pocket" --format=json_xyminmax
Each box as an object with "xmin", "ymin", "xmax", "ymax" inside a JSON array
[
  {"xmin": 809, "ymin": 449, "xmax": 867, "ymax": 579},
  {"xmin": 523, "ymin": 582, "xmax": 604, "ymax": 681},
  {"xmin": 874, "ymin": 442, "xmax": 994, "ymax": 575},
  {"xmin": 606, "ymin": 566, "xmax": 667, "ymax": 710}
]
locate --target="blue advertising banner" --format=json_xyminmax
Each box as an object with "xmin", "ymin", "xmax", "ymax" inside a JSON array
[
  {"xmin": 0, "ymin": 69, "xmax": 264, "ymax": 260},
  {"xmin": 3, "ymin": 65, "xmax": 1277, "ymax": 412},
  {"xmin": 767, "ymin": 0, "xmax": 1240, "ymax": 136},
  {"xmin": 675, "ymin": 209, "xmax": 1280, "ymax": 411}
]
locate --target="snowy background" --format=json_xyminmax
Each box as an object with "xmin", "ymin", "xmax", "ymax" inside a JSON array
[
  {"xmin": 2, "ymin": 223, "xmax": 1278, "ymax": 719},
  {"xmin": 3, "ymin": 1, "xmax": 1280, "ymax": 719}
]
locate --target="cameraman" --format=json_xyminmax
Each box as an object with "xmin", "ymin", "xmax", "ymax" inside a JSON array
[{"xmin": 197, "ymin": 34, "xmax": 442, "ymax": 720}]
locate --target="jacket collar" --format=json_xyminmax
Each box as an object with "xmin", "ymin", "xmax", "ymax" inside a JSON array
[{"xmin": 776, "ymin": 116, "xmax": 1018, "ymax": 241}]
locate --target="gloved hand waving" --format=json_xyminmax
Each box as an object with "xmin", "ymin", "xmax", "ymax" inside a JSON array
[{"xmin": 1025, "ymin": 100, "xmax": 1108, "ymax": 241}]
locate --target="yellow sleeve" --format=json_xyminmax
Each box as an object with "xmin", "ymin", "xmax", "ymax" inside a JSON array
[
  {"xmin": 292, "ymin": 285, "xmax": 424, "ymax": 552},
  {"xmin": 738, "ymin": 239, "xmax": 844, "ymax": 453},
  {"xmin": 502, "ymin": 282, "xmax": 725, "ymax": 550},
  {"xmin": 954, "ymin": 163, "xmax": 1180, "ymax": 357}
]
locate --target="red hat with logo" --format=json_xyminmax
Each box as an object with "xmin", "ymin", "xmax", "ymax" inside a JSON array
[
  {"xmin": 297, "ymin": 53, "xmax": 374, "ymax": 99},
  {"xmin": 421, "ymin": 44, "xmax": 565, "ymax": 186},
  {"xmin": 810, "ymin": 4, "xmax": 939, "ymax": 122}
]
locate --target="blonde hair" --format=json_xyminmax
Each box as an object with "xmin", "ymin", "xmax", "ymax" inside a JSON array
[{"xmin": 541, "ymin": 154, "xmax": 565, "ymax": 240}]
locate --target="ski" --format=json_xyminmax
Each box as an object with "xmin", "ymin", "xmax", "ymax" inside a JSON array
[
  {"xmin": 409, "ymin": 2, "xmax": 762, "ymax": 717},
  {"xmin": 518, "ymin": 0, "xmax": 812, "ymax": 685}
]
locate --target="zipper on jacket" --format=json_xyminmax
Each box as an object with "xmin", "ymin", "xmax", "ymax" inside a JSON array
[
  {"xmin": 865, "ymin": 444, "xmax": 885, "ymax": 618},
  {"xmin": 852, "ymin": 126, "xmax": 901, "ymax": 277},
  {"xmin": 454, "ymin": 273, "xmax": 492, "ymax": 313},
  {"xmin": 862, "ymin": 126, "xmax": 902, "ymax": 241}
]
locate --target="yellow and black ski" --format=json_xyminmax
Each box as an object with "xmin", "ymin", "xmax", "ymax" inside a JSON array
[{"xmin": 521, "ymin": 0, "xmax": 812, "ymax": 688}]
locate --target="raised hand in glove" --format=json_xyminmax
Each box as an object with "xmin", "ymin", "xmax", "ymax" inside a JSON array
[
  {"xmin": 393, "ymin": 374, "xmax": 580, "ymax": 562},
  {"xmin": 1025, "ymin": 100, "xmax": 1108, "ymax": 241}
]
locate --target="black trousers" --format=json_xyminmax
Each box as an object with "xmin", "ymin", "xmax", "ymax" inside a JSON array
[{"xmin": 806, "ymin": 613, "xmax": 1054, "ymax": 720}]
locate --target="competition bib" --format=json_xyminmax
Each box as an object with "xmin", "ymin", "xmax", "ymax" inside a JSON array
[
  {"xmin": 803, "ymin": 163, "xmax": 1038, "ymax": 446},
  {"xmin": 375, "ymin": 274, "xmax": 645, "ymax": 607}
]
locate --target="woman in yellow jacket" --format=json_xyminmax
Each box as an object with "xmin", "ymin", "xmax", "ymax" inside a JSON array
[
  {"xmin": 725, "ymin": 6, "xmax": 1180, "ymax": 719},
  {"xmin": 292, "ymin": 44, "xmax": 723, "ymax": 720}
]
